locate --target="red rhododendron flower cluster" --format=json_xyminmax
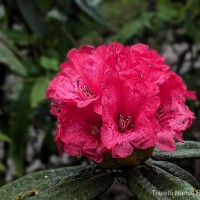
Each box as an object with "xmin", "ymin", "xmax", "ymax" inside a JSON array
[{"xmin": 46, "ymin": 42, "xmax": 196, "ymax": 163}]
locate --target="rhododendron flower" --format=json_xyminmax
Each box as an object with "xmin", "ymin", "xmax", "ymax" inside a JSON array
[
  {"xmin": 55, "ymin": 104, "xmax": 106, "ymax": 163},
  {"xmin": 46, "ymin": 42, "xmax": 196, "ymax": 164},
  {"xmin": 46, "ymin": 45, "xmax": 107, "ymax": 115},
  {"xmin": 101, "ymin": 72, "xmax": 160, "ymax": 158},
  {"xmin": 106, "ymin": 43, "xmax": 170, "ymax": 84},
  {"xmin": 155, "ymin": 71, "xmax": 195, "ymax": 151}
]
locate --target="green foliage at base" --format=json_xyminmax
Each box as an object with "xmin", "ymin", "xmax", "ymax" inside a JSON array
[
  {"xmin": 0, "ymin": 165, "xmax": 113, "ymax": 200},
  {"xmin": 0, "ymin": 0, "xmax": 200, "ymax": 186},
  {"xmin": 0, "ymin": 141, "xmax": 200, "ymax": 200},
  {"xmin": 153, "ymin": 142, "xmax": 200, "ymax": 160}
]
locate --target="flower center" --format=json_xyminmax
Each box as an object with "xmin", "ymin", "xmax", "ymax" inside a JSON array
[
  {"xmin": 156, "ymin": 106, "xmax": 163, "ymax": 119},
  {"xmin": 91, "ymin": 126, "xmax": 100, "ymax": 136},
  {"xmin": 83, "ymin": 86, "xmax": 96, "ymax": 100},
  {"xmin": 156, "ymin": 106, "xmax": 175, "ymax": 122},
  {"xmin": 118, "ymin": 114, "xmax": 132, "ymax": 132}
]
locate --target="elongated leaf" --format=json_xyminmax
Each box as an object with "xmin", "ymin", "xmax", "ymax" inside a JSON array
[
  {"xmin": 31, "ymin": 77, "xmax": 50, "ymax": 108},
  {"xmin": 0, "ymin": 165, "xmax": 114, "ymax": 200},
  {"xmin": 176, "ymin": 141, "xmax": 200, "ymax": 150},
  {"xmin": 40, "ymin": 56, "xmax": 59, "ymax": 71},
  {"xmin": 127, "ymin": 168, "xmax": 170, "ymax": 200},
  {"xmin": 150, "ymin": 160, "xmax": 200, "ymax": 190},
  {"xmin": 0, "ymin": 162, "xmax": 6, "ymax": 172},
  {"xmin": 142, "ymin": 165, "xmax": 200, "ymax": 199},
  {"xmin": 34, "ymin": 172, "xmax": 113, "ymax": 200},
  {"xmin": 75, "ymin": 0, "xmax": 107, "ymax": 26},
  {"xmin": 0, "ymin": 165, "xmax": 95, "ymax": 199},
  {"xmin": 113, "ymin": 19, "xmax": 142, "ymax": 43},
  {"xmin": 152, "ymin": 141, "xmax": 200, "ymax": 160},
  {"xmin": 128, "ymin": 165, "xmax": 200, "ymax": 200},
  {"xmin": 0, "ymin": 132, "xmax": 12, "ymax": 143},
  {"xmin": 17, "ymin": 0, "xmax": 47, "ymax": 38},
  {"xmin": 0, "ymin": 38, "xmax": 26, "ymax": 76},
  {"xmin": 113, "ymin": 12, "xmax": 154, "ymax": 42},
  {"xmin": 0, "ymin": 5, "xmax": 5, "ymax": 19},
  {"xmin": 0, "ymin": 32, "xmax": 25, "ymax": 56},
  {"xmin": 8, "ymin": 84, "xmax": 31, "ymax": 177},
  {"xmin": 156, "ymin": 4, "xmax": 177, "ymax": 22}
]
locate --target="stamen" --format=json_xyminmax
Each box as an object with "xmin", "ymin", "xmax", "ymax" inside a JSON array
[
  {"xmin": 83, "ymin": 86, "xmax": 96, "ymax": 99},
  {"xmin": 156, "ymin": 106, "xmax": 173, "ymax": 122},
  {"xmin": 181, "ymin": 120, "xmax": 185, "ymax": 124},
  {"xmin": 156, "ymin": 106, "xmax": 163, "ymax": 119},
  {"xmin": 91, "ymin": 126, "xmax": 99, "ymax": 135},
  {"xmin": 119, "ymin": 114, "xmax": 132, "ymax": 132},
  {"xmin": 50, "ymin": 102, "xmax": 62, "ymax": 113}
]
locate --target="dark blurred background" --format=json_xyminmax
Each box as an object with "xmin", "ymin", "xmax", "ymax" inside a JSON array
[{"xmin": 0, "ymin": 0, "xmax": 200, "ymax": 199}]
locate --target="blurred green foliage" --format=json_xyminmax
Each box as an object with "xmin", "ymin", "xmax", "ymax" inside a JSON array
[{"xmin": 0, "ymin": 0, "xmax": 200, "ymax": 185}]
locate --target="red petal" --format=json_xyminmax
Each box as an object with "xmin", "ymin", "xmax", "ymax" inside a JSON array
[
  {"xmin": 186, "ymin": 90, "xmax": 196, "ymax": 100},
  {"xmin": 112, "ymin": 142, "xmax": 134, "ymax": 158},
  {"xmin": 58, "ymin": 105, "xmax": 105, "ymax": 162},
  {"xmin": 46, "ymin": 65, "xmax": 80, "ymax": 103},
  {"xmin": 175, "ymin": 132, "xmax": 184, "ymax": 143},
  {"xmin": 156, "ymin": 130, "xmax": 176, "ymax": 151}
]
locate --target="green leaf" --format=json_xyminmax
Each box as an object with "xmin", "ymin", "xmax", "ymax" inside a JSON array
[
  {"xmin": 0, "ymin": 132, "xmax": 12, "ymax": 143},
  {"xmin": 128, "ymin": 164, "xmax": 200, "ymax": 200},
  {"xmin": 150, "ymin": 160, "xmax": 200, "ymax": 190},
  {"xmin": 47, "ymin": 9, "xmax": 68, "ymax": 22},
  {"xmin": 37, "ymin": 172, "xmax": 113, "ymax": 200},
  {"xmin": 5, "ymin": 29, "xmax": 32, "ymax": 46},
  {"xmin": 152, "ymin": 141, "xmax": 200, "ymax": 161},
  {"xmin": 0, "ymin": 165, "xmax": 114, "ymax": 200},
  {"xmin": 17, "ymin": 0, "xmax": 47, "ymax": 38},
  {"xmin": 40, "ymin": 56, "xmax": 59, "ymax": 71},
  {"xmin": 156, "ymin": 4, "xmax": 177, "ymax": 22},
  {"xmin": 75, "ymin": 0, "xmax": 107, "ymax": 26},
  {"xmin": 0, "ymin": 162, "xmax": 6, "ymax": 173},
  {"xmin": 0, "ymin": 5, "xmax": 5, "ymax": 19},
  {"xmin": 113, "ymin": 19, "xmax": 142, "ymax": 42},
  {"xmin": 127, "ymin": 167, "xmax": 169, "ymax": 200},
  {"xmin": 30, "ymin": 77, "xmax": 50, "ymax": 108},
  {"xmin": 0, "ymin": 36, "xmax": 26, "ymax": 76},
  {"xmin": 8, "ymin": 85, "xmax": 31, "ymax": 177}
]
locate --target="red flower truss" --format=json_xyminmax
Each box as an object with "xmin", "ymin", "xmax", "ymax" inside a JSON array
[{"xmin": 46, "ymin": 42, "xmax": 196, "ymax": 163}]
